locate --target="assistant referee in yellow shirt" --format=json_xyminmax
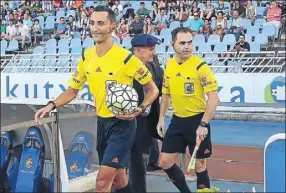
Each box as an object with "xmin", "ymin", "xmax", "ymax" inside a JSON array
[
  {"xmin": 157, "ymin": 27, "xmax": 219, "ymax": 192},
  {"xmin": 34, "ymin": 6, "xmax": 159, "ymax": 193}
]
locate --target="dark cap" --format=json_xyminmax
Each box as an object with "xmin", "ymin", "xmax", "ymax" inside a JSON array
[{"xmin": 131, "ymin": 34, "xmax": 161, "ymax": 47}]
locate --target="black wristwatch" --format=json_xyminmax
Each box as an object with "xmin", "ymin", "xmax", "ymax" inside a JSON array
[
  {"xmin": 200, "ymin": 121, "xmax": 209, "ymax": 128},
  {"xmin": 47, "ymin": 101, "xmax": 57, "ymax": 110},
  {"xmin": 138, "ymin": 104, "xmax": 146, "ymax": 111}
]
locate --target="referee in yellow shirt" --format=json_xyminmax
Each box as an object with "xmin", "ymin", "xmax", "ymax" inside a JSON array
[
  {"xmin": 157, "ymin": 27, "xmax": 219, "ymax": 192},
  {"xmin": 34, "ymin": 6, "xmax": 159, "ymax": 193}
]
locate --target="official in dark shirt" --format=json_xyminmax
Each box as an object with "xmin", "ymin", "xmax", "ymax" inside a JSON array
[{"xmin": 128, "ymin": 34, "xmax": 164, "ymax": 193}]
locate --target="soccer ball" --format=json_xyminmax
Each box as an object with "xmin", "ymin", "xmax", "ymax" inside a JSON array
[{"xmin": 106, "ymin": 83, "xmax": 139, "ymax": 116}]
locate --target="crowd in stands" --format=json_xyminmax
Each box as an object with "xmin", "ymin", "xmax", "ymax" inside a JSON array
[{"xmin": 0, "ymin": 0, "xmax": 285, "ymax": 53}]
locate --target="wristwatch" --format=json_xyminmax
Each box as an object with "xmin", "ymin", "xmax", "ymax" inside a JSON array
[
  {"xmin": 199, "ymin": 121, "xmax": 209, "ymax": 128},
  {"xmin": 47, "ymin": 101, "xmax": 57, "ymax": 110},
  {"xmin": 138, "ymin": 104, "xmax": 146, "ymax": 111}
]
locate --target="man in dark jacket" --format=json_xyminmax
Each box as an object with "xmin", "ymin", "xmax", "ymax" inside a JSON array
[{"xmin": 128, "ymin": 34, "xmax": 164, "ymax": 193}]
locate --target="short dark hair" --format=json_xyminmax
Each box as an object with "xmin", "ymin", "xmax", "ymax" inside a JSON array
[
  {"xmin": 171, "ymin": 27, "xmax": 192, "ymax": 42},
  {"xmin": 18, "ymin": 20, "xmax": 23, "ymax": 24},
  {"xmin": 94, "ymin": 5, "xmax": 116, "ymax": 23},
  {"xmin": 239, "ymin": 34, "xmax": 245, "ymax": 38}
]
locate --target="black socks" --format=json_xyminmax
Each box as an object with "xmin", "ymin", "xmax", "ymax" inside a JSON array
[
  {"xmin": 196, "ymin": 169, "xmax": 210, "ymax": 189},
  {"xmin": 164, "ymin": 164, "xmax": 192, "ymax": 193}
]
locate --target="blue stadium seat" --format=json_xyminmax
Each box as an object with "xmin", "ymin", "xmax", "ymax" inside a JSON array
[
  {"xmin": 50, "ymin": 132, "xmax": 93, "ymax": 192},
  {"xmin": 223, "ymin": 34, "xmax": 236, "ymax": 46},
  {"xmin": 207, "ymin": 34, "xmax": 221, "ymax": 45},
  {"xmin": 198, "ymin": 3, "xmax": 205, "ymax": 9},
  {"xmin": 73, "ymin": 31, "xmax": 81, "ymax": 39},
  {"xmin": 1, "ymin": 40, "xmax": 7, "ymax": 54},
  {"xmin": 193, "ymin": 34, "xmax": 205, "ymax": 44},
  {"xmin": 255, "ymin": 34, "xmax": 268, "ymax": 45},
  {"xmin": 249, "ymin": 42, "xmax": 261, "ymax": 52},
  {"xmin": 44, "ymin": 16, "xmax": 55, "ymax": 33},
  {"xmin": 0, "ymin": 132, "xmax": 12, "ymax": 182},
  {"xmin": 256, "ymin": 6, "xmax": 266, "ymax": 17},
  {"xmin": 71, "ymin": 46, "xmax": 82, "ymax": 54},
  {"xmin": 246, "ymin": 26, "xmax": 260, "ymax": 37},
  {"xmin": 85, "ymin": 1, "xmax": 94, "ymax": 8},
  {"xmin": 254, "ymin": 18, "xmax": 266, "ymax": 27},
  {"xmin": 198, "ymin": 43, "xmax": 211, "ymax": 52},
  {"xmin": 33, "ymin": 46, "xmax": 44, "ymax": 55},
  {"xmin": 58, "ymin": 38, "xmax": 70, "ymax": 47},
  {"xmin": 245, "ymin": 34, "xmax": 253, "ymax": 43},
  {"xmin": 213, "ymin": 42, "xmax": 228, "ymax": 52},
  {"xmin": 66, "ymin": 10, "xmax": 76, "ymax": 18},
  {"xmin": 121, "ymin": 37, "xmax": 132, "ymax": 49},
  {"xmin": 5, "ymin": 40, "xmax": 19, "ymax": 52},
  {"xmin": 169, "ymin": 21, "xmax": 181, "ymax": 30},
  {"xmin": 82, "ymin": 38, "xmax": 95, "ymax": 49},
  {"xmin": 242, "ymin": 19, "xmax": 252, "ymax": 29},
  {"xmin": 160, "ymin": 28, "xmax": 172, "ymax": 41},
  {"xmin": 14, "ymin": 126, "xmax": 45, "ymax": 192},
  {"xmin": 57, "ymin": 46, "xmax": 71, "ymax": 72},
  {"xmin": 156, "ymin": 44, "xmax": 166, "ymax": 53},
  {"xmin": 70, "ymin": 38, "xmax": 82, "ymax": 47},
  {"xmin": 55, "ymin": 10, "xmax": 66, "ymax": 23},
  {"xmin": 262, "ymin": 24, "xmax": 276, "ymax": 37},
  {"xmin": 46, "ymin": 38, "xmax": 57, "ymax": 47}
]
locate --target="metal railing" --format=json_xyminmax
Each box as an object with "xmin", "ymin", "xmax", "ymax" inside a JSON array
[{"xmin": 1, "ymin": 51, "xmax": 285, "ymax": 73}]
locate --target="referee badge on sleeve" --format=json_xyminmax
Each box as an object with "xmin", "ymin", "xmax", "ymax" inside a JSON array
[{"xmin": 184, "ymin": 83, "xmax": 194, "ymax": 94}]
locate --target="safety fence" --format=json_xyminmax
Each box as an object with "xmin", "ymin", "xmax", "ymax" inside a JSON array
[{"xmin": 1, "ymin": 51, "xmax": 285, "ymax": 73}]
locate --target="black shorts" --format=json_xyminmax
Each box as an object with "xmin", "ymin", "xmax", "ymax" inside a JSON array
[
  {"xmin": 96, "ymin": 116, "xmax": 136, "ymax": 168},
  {"xmin": 161, "ymin": 113, "xmax": 212, "ymax": 159}
]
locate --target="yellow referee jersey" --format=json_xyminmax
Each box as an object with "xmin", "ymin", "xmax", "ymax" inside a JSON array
[
  {"xmin": 68, "ymin": 44, "xmax": 152, "ymax": 118},
  {"xmin": 162, "ymin": 55, "xmax": 218, "ymax": 117}
]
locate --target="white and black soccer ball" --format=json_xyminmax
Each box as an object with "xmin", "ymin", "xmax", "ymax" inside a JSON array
[{"xmin": 106, "ymin": 84, "xmax": 139, "ymax": 116}]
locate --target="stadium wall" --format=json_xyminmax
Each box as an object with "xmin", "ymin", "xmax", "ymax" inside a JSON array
[{"xmin": 1, "ymin": 73, "xmax": 285, "ymax": 121}]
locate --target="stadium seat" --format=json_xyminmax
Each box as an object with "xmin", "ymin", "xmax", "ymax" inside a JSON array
[
  {"xmin": 207, "ymin": 34, "xmax": 221, "ymax": 45},
  {"xmin": 33, "ymin": 46, "xmax": 44, "ymax": 55},
  {"xmin": 193, "ymin": 34, "xmax": 205, "ymax": 45},
  {"xmin": 256, "ymin": 6, "xmax": 266, "ymax": 17},
  {"xmin": 0, "ymin": 131, "xmax": 13, "ymax": 188},
  {"xmin": 198, "ymin": 3, "xmax": 205, "ymax": 9},
  {"xmin": 58, "ymin": 38, "xmax": 70, "ymax": 47},
  {"xmin": 50, "ymin": 131, "xmax": 93, "ymax": 192},
  {"xmin": 246, "ymin": 26, "xmax": 260, "ymax": 37},
  {"xmin": 262, "ymin": 24, "xmax": 276, "ymax": 37},
  {"xmin": 242, "ymin": 19, "xmax": 252, "ymax": 29},
  {"xmin": 156, "ymin": 44, "xmax": 166, "ymax": 53},
  {"xmin": 213, "ymin": 42, "xmax": 228, "ymax": 52},
  {"xmin": 169, "ymin": 21, "xmax": 181, "ymax": 30},
  {"xmin": 44, "ymin": 16, "xmax": 55, "ymax": 33},
  {"xmin": 198, "ymin": 43, "xmax": 211, "ymax": 52},
  {"xmin": 66, "ymin": 10, "xmax": 76, "ymax": 18},
  {"xmin": 1, "ymin": 40, "xmax": 7, "ymax": 54},
  {"xmin": 85, "ymin": 1, "xmax": 94, "ymax": 8},
  {"xmin": 212, "ymin": 2, "xmax": 218, "ymax": 8},
  {"xmin": 255, "ymin": 34, "xmax": 268, "ymax": 45},
  {"xmin": 7, "ymin": 145, "xmax": 22, "ymax": 193},
  {"xmin": 82, "ymin": 38, "xmax": 95, "ymax": 49},
  {"xmin": 72, "ymin": 31, "xmax": 81, "ymax": 39},
  {"xmin": 249, "ymin": 42, "xmax": 261, "ymax": 52},
  {"xmin": 46, "ymin": 38, "xmax": 57, "ymax": 47},
  {"xmin": 70, "ymin": 38, "xmax": 82, "ymax": 47},
  {"xmin": 245, "ymin": 34, "xmax": 253, "ymax": 43},
  {"xmin": 223, "ymin": 34, "xmax": 236, "ymax": 46},
  {"xmin": 254, "ymin": 18, "xmax": 266, "ymax": 27},
  {"xmin": 5, "ymin": 40, "xmax": 19, "ymax": 52},
  {"xmin": 71, "ymin": 46, "xmax": 82, "ymax": 54},
  {"xmin": 121, "ymin": 37, "xmax": 132, "ymax": 49},
  {"xmin": 14, "ymin": 126, "xmax": 45, "ymax": 192}
]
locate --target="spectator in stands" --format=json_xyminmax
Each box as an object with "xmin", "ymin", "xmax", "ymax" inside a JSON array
[
  {"xmin": 136, "ymin": 2, "xmax": 150, "ymax": 20},
  {"xmin": 229, "ymin": 9, "xmax": 244, "ymax": 41},
  {"xmin": 264, "ymin": 2, "xmax": 271, "ymax": 18},
  {"xmin": 68, "ymin": 15, "xmax": 76, "ymax": 31},
  {"xmin": 165, "ymin": 1, "xmax": 176, "ymax": 20},
  {"xmin": 175, "ymin": 2, "xmax": 188, "ymax": 22},
  {"xmin": 187, "ymin": 12, "xmax": 204, "ymax": 35},
  {"xmin": 4, "ymin": 10, "xmax": 10, "ymax": 22},
  {"xmin": 215, "ymin": 11, "xmax": 227, "ymax": 41},
  {"xmin": 215, "ymin": 0, "xmax": 230, "ymax": 19},
  {"xmin": 126, "ymin": 12, "xmax": 135, "ymax": 26},
  {"xmin": 1, "ymin": 19, "xmax": 16, "ymax": 41},
  {"xmin": 62, "ymin": 22, "xmax": 73, "ymax": 40},
  {"xmin": 77, "ymin": 11, "xmax": 89, "ymax": 30},
  {"xmin": 23, "ymin": 13, "xmax": 33, "ymax": 29},
  {"xmin": 51, "ymin": 17, "xmax": 66, "ymax": 40},
  {"xmin": 264, "ymin": 1, "xmax": 282, "ymax": 39},
  {"xmin": 154, "ymin": 8, "xmax": 169, "ymax": 34},
  {"xmin": 157, "ymin": 0, "xmax": 166, "ymax": 9},
  {"xmin": 32, "ymin": 0, "xmax": 42, "ymax": 13},
  {"xmin": 114, "ymin": 8, "xmax": 123, "ymax": 21},
  {"xmin": 42, "ymin": 1, "xmax": 53, "ymax": 16},
  {"xmin": 151, "ymin": 2, "xmax": 159, "ymax": 21},
  {"xmin": 116, "ymin": 17, "xmax": 129, "ymax": 41},
  {"xmin": 15, "ymin": 19, "xmax": 30, "ymax": 49},
  {"xmin": 201, "ymin": 18, "xmax": 212, "ymax": 41},
  {"xmin": 245, "ymin": 0, "xmax": 256, "ymax": 24},
  {"xmin": 129, "ymin": 14, "xmax": 144, "ymax": 36},
  {"xmin": 200, "ymin": 0, "xmax": 214, "ymax": 20},
  {"xmin": 189, "ymin": 1, "xmax": 200, "ymax": 18},
  {"xmin": 112, "ymin": 0, "xmax": 123, "ymax": 13},
  {"xmin": 31, "ymin": 18, "xmax": 41, "ymax": 44},
  {"xmin": 13, "ymin": 9, "xmax": 19, "ymax": 20},
  {"xmin": 226, "ymin": 34, "xmax": 250, "ymax": 58},
  {"xmin": 143, "ymin": 15, "xmax": 154, "ymax": 34},
  {"xmin": 230, "ymin": 0, "xmax": 245, "ymax": 18},
  {"xmin": 80, "ymin": 22, "xmax": 90, "ymax": 41},
  {"xmin": 9, "ymin": 13, "xmax": 17, "ymax": 25}
]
